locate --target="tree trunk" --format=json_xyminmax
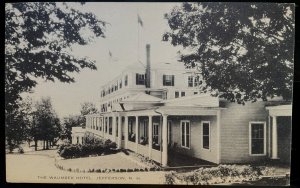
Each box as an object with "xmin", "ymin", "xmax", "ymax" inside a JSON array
[
  {"xmin": 34, "ymin": 139, "xmax": 37, "ymax": 151},
  {"xmin": 46, "ymin": 140, "xmax": 49, "ymax": 150},
  {"xmin": 43, "ymin": 140, "xmax": 45, "ymax": 150}
]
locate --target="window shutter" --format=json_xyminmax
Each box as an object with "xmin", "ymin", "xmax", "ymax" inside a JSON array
[
  {"xmin": 172, "ymin": 75, "xmax": 175, "ymax": 86},
  {"xmin": 163, "ymin": 75, "xmax": 166, "ymax": 85}
]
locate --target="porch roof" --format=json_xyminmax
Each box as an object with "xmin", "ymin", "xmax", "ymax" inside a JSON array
[
  {"xmin": 156, "ymin": 106, "xmax": 224, "ymax": 116},
  {"xmin": 266, "ymin": 104, "xmax": 292, "ymax": 117},
  {"xmin": 120, "ymin": 92, "xmax": 163, "ymax": 104},
  {"xmin": 71, "ymin": 127, "xmax": 85, "ymax": 133},
  {"xmin": 118, "ymin": 106, "xmax": 224, "ymax": 116}
]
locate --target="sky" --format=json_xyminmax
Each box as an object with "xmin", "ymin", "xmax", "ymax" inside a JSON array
[{"xmin": 22, "ymin": 2, "xmax": 183, "ymax": 118}]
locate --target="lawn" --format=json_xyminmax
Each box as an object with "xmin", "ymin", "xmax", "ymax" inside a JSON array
[{"xmin": 56, "ymin": 152, "xmax": 147, "ymax": 172}]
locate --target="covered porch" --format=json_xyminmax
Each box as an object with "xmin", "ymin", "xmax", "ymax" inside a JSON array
[
  {"xmin": 85, "ymin": 93, "xmax": 223, "ymax": 167},
  {"xmin": 122, "ymin": 106, "xmax": 222, "ymax": 167},
  {"xmin": 266, "ymin": 105, "xmax": 292, "ymax": 164}
]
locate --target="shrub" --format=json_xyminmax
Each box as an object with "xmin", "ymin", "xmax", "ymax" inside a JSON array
[
  {"xmin": 166, "ymin": 165, "xmax": 274, "ymax": 185},
  {"xmin": 58, "ymin": 138, "xmax": 117, "ymax": 159},
  {"xmin": 18, "ymin": 147, "xmax": 24, "ymax": 154},
  {"xmin": 60, "ymin": 144, "xmax": 81, "ymax": 159}
]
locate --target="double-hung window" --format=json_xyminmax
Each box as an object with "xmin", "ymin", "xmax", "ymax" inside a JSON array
[
  {"xmin": 119, "ymin": 80, "xmax": 122, "ymax": 89},
  {"xmin": 109, "ymin": 117, "xmax": 112, "ymax": 135},
  {"xmin": 163, "ymin": 75, "xmax": 175, "ymax": 86},
  {"xmin": 136, "ymin": 73, "xmax": 145, "ymax": 85},
  {"xmin": 181, "ymin": 120, "xmax": 190, "ymax": 148},
  {"xmin": 194, "ymin": 76, "xmax": 200, "ymax": 87},
  {"xmin": 249, "ymin": 122, "xmax": 266, "ymax": 155},
  {"xmin": 153, "ymin": 123, "xmax": 159, "ymax": 145},
  {"xmin": 175, "ymin": 91, "xmax": 179, "ymax": 98},
  {"xmin": 202, "ymin": 121, "xmax": 210, "ymax": 149},
  {"xmin": 188, "ymin": 76, "xmax": 193, "ymax": 87},
  {"xmin": 124, "ymin": 75, "xmax": 128, "ymax": 86}
]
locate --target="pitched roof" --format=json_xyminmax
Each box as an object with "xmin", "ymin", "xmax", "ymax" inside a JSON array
[{"xmin": 121, "ymin": 92, "xmax": 162, "ymax": 103}]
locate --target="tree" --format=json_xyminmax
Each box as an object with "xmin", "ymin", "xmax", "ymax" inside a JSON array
[
  {"xmin": 163, "ymin": 3, "xmax": 294, "ymax": 104},
  {"xmin": 79, "ymin": 102, "xmax": 98, "ymax": 128},
  {"xmin": 5, "ymin": 2, "xmax": 106, "ymax": 148},
  {"xmin": 5, "ymin": 97, "xmax": 33, "ymax": 152},
  {"xmin": 61, "ymin": 102, "xmax": 98, "ymax": 142},
  {"xmin": 61, "ymin": 115, "xmax": 82, "ymax": 141},
  {"xmin": 31, "ymin": 97, "xmax": 61, "ymax": 150}
]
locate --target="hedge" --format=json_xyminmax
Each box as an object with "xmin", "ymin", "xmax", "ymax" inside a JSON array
[{"xmin": 58, "ymin": 139, "xmax": 117, "ymax": 159}]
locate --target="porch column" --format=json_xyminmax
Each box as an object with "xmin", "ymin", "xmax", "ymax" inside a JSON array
[
  {"xmin": 216, "ymin": 110, "xmax": 221, "ymax": 164},
  {"xmin": 117, "ymin": 116, "xmax": 122, "ymax": 149},
  {"xmin": 148, "ymin": 115, "xmax": 153, "ymax": 158},
  {"xmin": 272, "ymin": 116, "xmax": 278, "ymax": 159},
  {"xmin": 162, "ymin": 115, "xmax": 168, "ymax": 167},
  {"xmin": 135, "ymin": 116, "xmax": 139, "ymax": 152},
  {"xmin": 112, "ymin": 116, "xmax": 117, "ymax": 142},
  {"xmin": 124, "ymin": 116, "xmax": 128, "ymax": 149}
]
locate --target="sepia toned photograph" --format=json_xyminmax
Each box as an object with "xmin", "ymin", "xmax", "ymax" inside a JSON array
[{"xmin": 5, "ymin": 2, "xmax": 294, "ymax": 185}]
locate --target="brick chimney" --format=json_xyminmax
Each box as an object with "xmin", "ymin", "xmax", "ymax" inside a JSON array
[{"xmin": 146, "ymin": 44, "xmax": 151, "ymax": 88}]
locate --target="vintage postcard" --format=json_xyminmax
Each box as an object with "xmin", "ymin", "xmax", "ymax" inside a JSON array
[{"xmin": 5, "ymin": 2, "xmax": 294, "ymax": 185}]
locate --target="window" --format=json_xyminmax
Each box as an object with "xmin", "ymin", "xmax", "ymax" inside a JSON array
[
  {"xmin": 249, "ymin": 122, "xmax": 266, "ymax": 155},
  {"xmin": 181, "ymin": 91, "xmax": 185, "ymax": 97},
  {"xmin": 194, "ymin": 92, "xmax": 198, "ymax": 95},
  {"xmin": 100, "ymin": 119, "xmax": 102, "ymax": 131},
  {"xmin": 125, "ymin": 75, "xmax": 128, "ymax": 86},
  {"xmin": 96, "ymin": 118, "xmax": 98, "ymax": 130},
  {"xmin": 202, "ymin": 121, "xmax": 210, "ymax": 149},
  {"xmin": 188, "ymin": 76, "xmax": 193, "ymax": 87},
  {"xmin": 119, "ymin": 80, "xmax": 122, "ymax": 89},
  {"xmin": 136, "ymin": 73, "xmax": 145, "ymax": 85},
  {"xmin": 109, "ymin": 117, "xmax": 112, "ymax": 135},
  {"xmin": 163, "ymin": 75, "xmax": 175, "ymax": 86},
  {"xmin": 116, "ymin": 117, "xmax": 118, "ymax": 137},
  {"xmin": 194, "ymin": 76, "xmax": 200, "ymax": 87},
  {"xmin": 143, "ymin": 120, "xmax": 148, "ymax": 138},
  {"xmin": 175, "ymin": 91, "xmax": 179, "ymax": 98},
  {"xmin": 105, "ymin": 118, "xmax": 108, "ymax": 133},
  {"xmin": 140, "ymin": 120, "xmax": 148, "ymax": 145},
  {"xmin": 153, "ymin": 123, "xmax": 159, "ymax": 145},
  {"xmin": 181, "ymin": 120, "xmax": 190, "ymax": 148},
  {"xmin": 128, "ymin": 120, "xmax": 135, "ymax": 142}
]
